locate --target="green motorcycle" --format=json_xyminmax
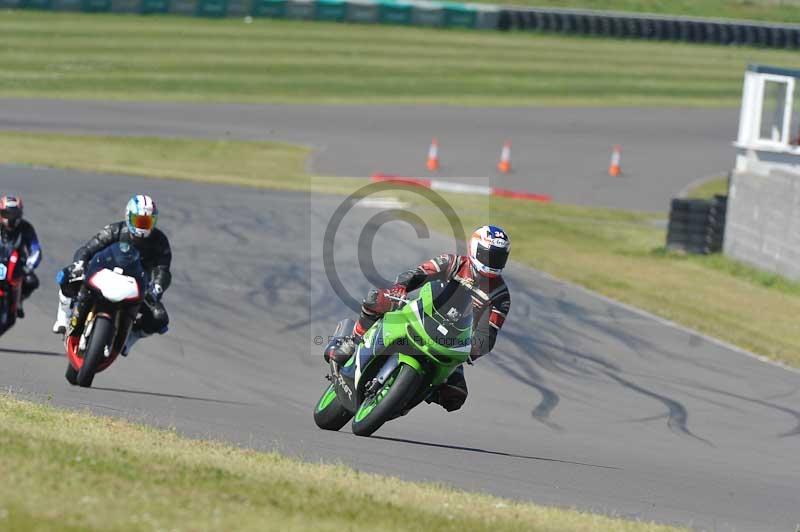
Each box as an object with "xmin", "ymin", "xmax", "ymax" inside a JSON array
[{"xmin": 314, "ymin": 276, "xmax": 488, "ymax": 437}]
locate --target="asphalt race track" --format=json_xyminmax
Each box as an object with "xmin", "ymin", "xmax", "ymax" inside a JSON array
[
  {"xmin": 0, "ymin": 99, "xmax": 737, "ymax": 211},
  {"xmin": 1, "ymin": 167, "xmax": 798, "ymax": 532}
]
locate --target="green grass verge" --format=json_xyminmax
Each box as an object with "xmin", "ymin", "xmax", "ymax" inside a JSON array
[
  {"xmin": 683, "ymin": 176, "xmax": 729, "ymax": 199},
  {"xmin": 0, "ymin": 131, "xmax": 364, "ymax": 194},
  {"xmin": 386, "ymin": 181, "xmax": 800, "ymax": 366},
  {"xmin": 501, "ymin": 0, "xmax": 800, "ymax": 24},
  {"xmin": 2, "ymin": 11, "xmax": 800, "ymax": 107},
  {"xmin": 4, "ymin": 130, "xmax": 799, "ymax": 366},
  {"xmin": 447, "ymin": 193, "xmax": 800, "ymax": 367},
  {"xmin": 0, "ymin": 393, "xmax": 685, "ymax": 532}
]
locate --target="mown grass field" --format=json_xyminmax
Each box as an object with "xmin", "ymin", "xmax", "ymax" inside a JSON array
[
  {"xmin": 2, "ymin": 11, "xmax": 800, "ymax": 107},
  {"xmin": 503, "ymin": 0, "xmax": 800, "ymax": 24},
  {"xmin": 0, "ymin": 394, "xmax": 686, "ymax": 532},
  {"xmin": 3, "ymin": 131, "xmax": 800, "ymax": 367}
]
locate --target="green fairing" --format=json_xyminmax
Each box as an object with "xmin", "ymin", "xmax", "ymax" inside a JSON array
[
  {"xmin": 316, "ymin": 384, "xmax": 337, "ymax": 413},
  {"xmin": 318, "ymin": 279, "xmax": 476, "ymax": 435},
  {"xmin": 378, "ymin": 283, "xmax": 471, "ymax": 386}
]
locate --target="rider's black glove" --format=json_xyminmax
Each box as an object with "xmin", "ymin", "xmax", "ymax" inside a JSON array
[{"xmin": 67, "ymin": 260, "xmax": 84, "ymax": 280}]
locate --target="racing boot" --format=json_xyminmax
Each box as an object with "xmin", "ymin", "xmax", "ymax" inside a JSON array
[
  {"xmin": 324, "ymin": 335, "xmax": 360, "ymax": 366},
  {"xmin": 426, "ymin": 365, "xmax": 468, "ymax": 412},
  {"xmin": 52, "ymin": 291, "xmax": 72, "ymax": 334}
]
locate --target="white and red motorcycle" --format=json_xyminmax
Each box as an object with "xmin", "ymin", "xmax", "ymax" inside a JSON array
[{"xmin": 63, "ymin": 242, "xmax": 149, "ymax": 387}]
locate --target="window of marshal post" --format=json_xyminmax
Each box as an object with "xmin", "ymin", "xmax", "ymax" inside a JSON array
[{"xmin": 759, "ymin": 79, "xmax": 788, "ymax": 144}]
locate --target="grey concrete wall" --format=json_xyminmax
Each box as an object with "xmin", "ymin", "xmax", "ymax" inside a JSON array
[{"xmin": 724, "ymin": 169, "xmax": 800, "ymax": 279}]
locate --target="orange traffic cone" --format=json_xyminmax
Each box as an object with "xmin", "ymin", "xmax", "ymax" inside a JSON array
[
  {"xmin": 426, "ymin": 138, "xmax": 440, "ymax": 172},
  {"xmin": 608, "ymin": 145, "xmax": 622, "ymax": 176},
  {"xmin": 497, "ymin": 140, "xmax": 512, "ymax": 174}
]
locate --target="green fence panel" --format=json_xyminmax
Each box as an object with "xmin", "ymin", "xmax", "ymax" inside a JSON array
[
  {"xmin": 110, "ymin": 0, "xmax": 138, "ymax": 12},
  {"xmin": 226, "ymin": 0, "xmax": 247, "ymax": 15},
  {"xmin": 53, "ymin": 0, "xmax": 81, "ymax": 9},
  {"xmin": 140, "ymin": 0, "xmax": 169, "ymax": 12},
  {"xmin": 345, "ymin": 0, "xmax": 377, "ymax": 23},
  {"xmin": 314, "ymin": 0, "xmax": 345, "ymax": 21},
  {"xmin": 196, "ymin": 0, "xmax": 227, "ymax": 16},
  {"xmin": 21, "ymin": 0, "xmax": 52, "ymax": 9},
  {"xmin": 442, "ymin": 3, "xmax": 475, "ymax": 28},
  {"xmin": 411, "ymin": 1, "xmax": 443, "ymax": 27},
  {"xmin": 82, "ymin": 0, "xmax": 111, "ymax": 11},
  {"xmin": 0, "ymin": 0, "xmax": 22, "ymax": 7},
  {"xmin": 252, "ymin": 0, "xmax": 285, "ymax": 17},
  {"xmin": 168, "ymin": 0, "xmax": 195, "ymax": 14},
  {"xmin": 286, "ymin": 0, "xmax": 314, "ymax": 18},
  {"xmin": 379, "ymin": 0, "xmax": 412, "ymax": 25}
]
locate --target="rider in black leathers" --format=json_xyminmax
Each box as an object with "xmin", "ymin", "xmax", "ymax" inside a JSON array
[{"xmin": 53, "ymin": 195, "xmax": 171, "ymax": 355}]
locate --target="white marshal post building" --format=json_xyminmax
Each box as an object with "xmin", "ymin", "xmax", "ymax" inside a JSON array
[{"xmin": 726, "ymin": 64, "xmax": 800, "ymax": 280}]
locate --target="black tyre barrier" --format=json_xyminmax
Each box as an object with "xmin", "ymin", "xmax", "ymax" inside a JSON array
[
  {"xmin": 666, "ymin": 196, "xmax": 727, "ymax": 255},
  {"xmin": 719, "ymin": 24, "xmax": 733, "ymax": 45},
  {"xmin": 497, "ymin": 10, "xmax": 511, "ymax": 31},
  {"xmin": 623, "ymin": 17, "xmax": 640, "ymax": 38},
  {"xmin": 495, "ymin": 8, "xmax": 800, "ymax": 49},
  {"xmin": 549, "ymin": 12, "xmax": 563, "ymax": 32},
  {"xmin": 575, "ymin": 14, "xmax": 588, "ymax": 34},
  {"xmin": 529, "ymin": 12, "xmax": 540, "ymax": 30},
  {"xmin": 669, "ymin": 213, "xmax": 713, "ymax": 224},
  {"xmin": 789, "ymin": 29, "xmax": 800, "ymax": 48},
  {"xmin": 704, "ymin": 23, "xmax": 718, "ymax": 43},
  {"xmin": 563, "ymin": 13, "xmax": 578, "ymax": 33},
  {"xmin": 642, "ymin": 18, "xmax": 656, "ymax": 39}
]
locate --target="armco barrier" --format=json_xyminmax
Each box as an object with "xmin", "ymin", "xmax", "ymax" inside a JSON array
[{"xmin": 12, "ymin": 0, "xmax": 800, "ymax": 46}]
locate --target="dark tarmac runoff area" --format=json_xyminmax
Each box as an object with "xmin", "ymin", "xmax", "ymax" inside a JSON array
[
  {"xmin": 1, "ymin": 164, "xmax": 798, "ymax": 532},
  {"xmin": 0, "ymin": 99, "xmax": 738, "ymax": 211}
]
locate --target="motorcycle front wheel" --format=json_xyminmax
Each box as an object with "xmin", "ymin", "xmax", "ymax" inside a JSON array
[
  {"xmin": 76, "ymin": 316, "xmax": 114, "ymax": 388},
  {"xmin": 351, "ymin": 364, "xmax": 422, "ymax": 437},
  {"xmin": 313, "ymin": 382, "xmax": 353, "ymax": 431}
]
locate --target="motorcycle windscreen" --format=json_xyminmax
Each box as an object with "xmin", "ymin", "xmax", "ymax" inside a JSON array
[
  {"xmin": 86, "ymin": 243, "xmax": 147, "ymax": 292},
  {"xmin": 88, "ymin": 269, "xmax": 141, "ymax": 302}
]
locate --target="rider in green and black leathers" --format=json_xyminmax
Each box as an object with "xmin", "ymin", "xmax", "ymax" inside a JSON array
[{"xmin": 326, "ymin": 225, "xmax": 512, "ymax": 412}]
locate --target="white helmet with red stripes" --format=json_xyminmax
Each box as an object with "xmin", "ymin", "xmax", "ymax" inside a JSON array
[
  {"xmin": 469, "ymin": 225, "xmax": 510, "ymax": 278},
  {"xmin": 125, "ymin": 194, "xmax": 158, "ymax": 239}
]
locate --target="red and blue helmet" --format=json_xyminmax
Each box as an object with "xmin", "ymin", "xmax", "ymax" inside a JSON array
[
  {"xmin": 469, "ymin": 225, "xmax": 510, "ymax": 278},
  {"xmin": 0, "ymin": 195, "xmax": 23, "ymax": 230}
]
